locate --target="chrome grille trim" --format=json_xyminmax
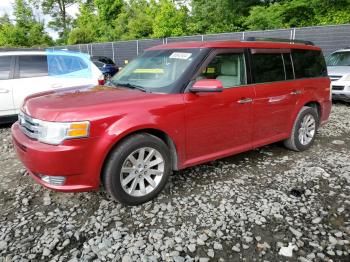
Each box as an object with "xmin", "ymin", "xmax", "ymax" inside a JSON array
[{"xmin": 18, "ymin": 112, "xmax": 41, "ymax": 140}]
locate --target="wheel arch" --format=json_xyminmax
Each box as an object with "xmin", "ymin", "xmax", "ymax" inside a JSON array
[
  {"xmin": 289, "ymin": 100, "xmax": 322, "ymax": 135},
  {"xmin": 101, "ymin": 128, "xmax": 180, "ymax": 183},
  {"xmin": 304, "ymin": 101, "xmax": 322, "ymax": 119}
]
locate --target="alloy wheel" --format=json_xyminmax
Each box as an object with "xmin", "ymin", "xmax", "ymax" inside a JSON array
[
  {"xmin": 298, "ymin": 114, "xmax": 316, "ymax": 145},
  {"xmin": 120, "ymin": 147, "xmax": 164, "ymax": 197}
]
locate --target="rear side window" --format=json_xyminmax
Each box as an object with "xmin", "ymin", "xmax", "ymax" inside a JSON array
[
  {"xmin": 48, "ymin": 55, "xmax": 88, "ymax": 75},
  {"xmin": 0, "ymin": 56, "xmax": 12, "ymax": 80},
  {"xmin": 292, "ymin": 50, "xmax": 327, "ymax": 78},
  {"xmin": 251, "ymin": 53, "xmax": 285, "ymax": 83},
  {"xmin": 19, "ymin": 56, "xmax": 48, "ymax": 78}
]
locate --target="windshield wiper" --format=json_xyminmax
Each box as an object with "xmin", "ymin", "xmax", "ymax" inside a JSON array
[{"xmin": 113, "ymin": 81, "xmax": 148, "ymax": 92}]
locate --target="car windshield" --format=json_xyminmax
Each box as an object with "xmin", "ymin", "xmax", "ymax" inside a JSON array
[
  {"xmin": 326, "ymin": 51, "xmax": 350, "ymax": 66},
  {"xmin": 110, "ymin": 48, "xmax": 204, "ymax": 93}
]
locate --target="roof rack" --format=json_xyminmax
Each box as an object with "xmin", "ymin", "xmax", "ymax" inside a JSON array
[{"xmin": 245, "ymin": 37, "xmax": 314, "ymax": 46}]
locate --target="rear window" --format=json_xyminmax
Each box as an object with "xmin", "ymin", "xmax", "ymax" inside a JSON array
[
  {"xmin": 0, "ymin": 56, "xmax": 12, "ymax": 80},
  {"xmin": 292, "ymin": 50, "xmax": 327, "ymax": 78},
  {"xmin": 19, "ymin": 55, "xmax": 48, "ymax": 78},
  {"xmin": 251, "ymin": 53, "xmax": 285, "ymax": 83},
  {"xmin": 47, "ymin": 55, "xmax": 88, "ymax": 75}
]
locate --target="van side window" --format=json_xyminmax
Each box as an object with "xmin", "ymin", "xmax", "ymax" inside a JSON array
[
  {"xmin": 0, "ymin": 56, "xmax": 12, "ymax": 80},
  {"xmin": 292, "ymin": 50, "xmax": 327, "ymax": 78},
  {"xmin": 251, "ymin": 53, "xmax": 285, "ymax": 83},
  {"xmin": 283, "ymin": 53, "xmax": 294, "ymax": 80},
  {"xmin": 198, "ymin": 53, "xmax": 246, "ymax": 88},
  {"xmin": 19, "ymin": 56, "xmax": 48, "ymax": 78}
]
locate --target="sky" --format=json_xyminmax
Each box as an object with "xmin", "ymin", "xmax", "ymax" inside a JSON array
[{"xmin": 0, "ymin": 0, "xmax": 79, "ymax": 39}]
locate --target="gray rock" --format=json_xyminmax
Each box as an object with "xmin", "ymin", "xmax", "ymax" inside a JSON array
[
  {"xmin": 42, "ymin": 248, "xmax": 51, "ymax": 257},
  {"xmin": 213, "ymin": 242, "xmax": 223, "ymax": 250},
  {"xmin": 207, "ymin": 249, "xmax": 214, "ymax": 258},
  {"xmin": 188, "ymin": 244, "xmax": 196, "ymax": 252},
  {"xmin": 0, "ymin": 241, "xmax": 7, "ymax": 251},
  {"xmin": 232, "ymin": 246, "xmax": 241, "ymax": 252},
  {"xmin": 289, "ymin": 227, "xmax": 303, "ymax": 238},
  {"xmin": 312, "ymin": 217, "xmax": 322, "ymax": 224}
]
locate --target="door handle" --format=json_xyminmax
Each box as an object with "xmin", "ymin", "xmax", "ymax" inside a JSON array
[
  {"xmin": 238, "ymin": 98, "xmax": 253, "ymax": 104},
  {"xmin": 290, "ymin": 90, "xmax": 302, "ymax": 95},
  {"xmin": 0, "ymin": 88, "xmax": 9, "ymax": 93}
]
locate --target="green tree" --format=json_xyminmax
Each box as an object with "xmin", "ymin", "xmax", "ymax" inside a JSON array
[
  {"xmin": 152, "ymin": 0, "xmax": 189, "ymax": 38},
  {"xmin": 0, "ymin": 0, "xmax": 53, "ymax": 47},
  {"xmin": 113, "ymin": 0, "xmax": 154, "ymax": 40},
  {"xmin": 244, "ymin": 0, "xmax": 350, "ymax": 30},
  {"xmin": 31, "ymin": 0, "xmax": 77, "ymax": 44},
  {"xmin": 68, "ymin": 1, "xmax": 98, "ymax": 44},
  {"xmin": 189, "ymin": 0, "xmax": 263, "ymax": 34}
]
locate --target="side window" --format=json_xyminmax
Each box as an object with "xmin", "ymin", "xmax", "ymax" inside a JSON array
[
  {"xmin": 292, "ymin": 50, "xmax": 327, "ymax": 78},
  {"xmin": 251, "ymin": 52, "xmax": 285, "ymax": 83},
  {"xmin": 48, "ymin": 55, "xmax": 88, "ymax": 75},
  {"xmin": 283, "ymin": 53, "xmax": 294, "ymax": 80},
  {"xmin": 19, "ymin": 56, "xmax": 48, "ymax": 78},
  {"xmin": 0, "ymin": 56, "xmax": 12, "ymax": 80},
  {"xmin": 198, "ymin": 53, "xmax": 246, "ymax": 88}
]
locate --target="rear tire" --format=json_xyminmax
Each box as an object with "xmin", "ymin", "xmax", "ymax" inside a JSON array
[
  {"xmin": 284, "ymin": 106, "xmax": 319, "ymax": 151},
  {"xmin": 102, "ymin": 133, "xmax": 171, "ymax": 205}
]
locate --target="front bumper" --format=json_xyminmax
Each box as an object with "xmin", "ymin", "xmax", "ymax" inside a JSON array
[
  {"xmin": 331, "ymin": 81, "xmax": 350, "ymax": 102},
  {"xmin": 12, "ymin": 122, "xmax": 101, "ymax": 192},
  {"xmin": 332, "ymin": 91, "xmax": 350, "ymax": 102}
]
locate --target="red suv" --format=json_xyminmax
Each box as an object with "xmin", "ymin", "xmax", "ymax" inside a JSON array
[{"xmin": 12, "ymin": 39, "xmax": 331, "ymax": 205}]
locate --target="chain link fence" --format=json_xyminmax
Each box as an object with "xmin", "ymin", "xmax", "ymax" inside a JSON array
[{"xmin": 5, "ymin": 24, "xmax": 349, "ymax": 67}]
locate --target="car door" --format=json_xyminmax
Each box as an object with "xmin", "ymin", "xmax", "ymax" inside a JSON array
[
  {"xmin": 184, "ymin": 50, "xmax": 255, "ymax": 166},
  {"xmin": 0, "ymin": 56, "xmax": 15, "ymax": 117},
  {"xmin": 250, "ymin": 49, "xmax": 299, "ymax": 147}
]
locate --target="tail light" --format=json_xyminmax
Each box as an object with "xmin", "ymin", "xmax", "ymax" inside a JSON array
[{"xmin": 98, "ymin": 74, "xmax": 105, "ymax": 85}]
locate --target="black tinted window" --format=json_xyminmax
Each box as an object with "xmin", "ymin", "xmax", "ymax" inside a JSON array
[
  {"xmin": 283, "ymin": 53, "xmax": 294, "ymax": 80},
  {"xmin": 0, "ymin": 56, "xmax": 12, "ymax": 80},
  {"xmin": 252, "ymin": 53, "xmax": 285, "ymax": 83},
  {"xmin": 19, "ymin": 55, "xmax": 48, "ymax": 78},
  {"xmin": 292, "ymin": 50, "xmax": 327, "ymax": 78}
]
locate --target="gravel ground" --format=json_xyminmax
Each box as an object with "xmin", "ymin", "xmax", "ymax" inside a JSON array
[{"xmin": 0, "ymin": 103, "xmax": 349, "ymax": 262}]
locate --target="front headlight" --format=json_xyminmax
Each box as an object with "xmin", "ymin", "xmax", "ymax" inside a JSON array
[
  {"xmin": 344, "ymin": 74, "xmax": 350, "ymax": 81},
  {"xmin": 37, "ymin": 120, "xmax": 90, "ymax": 145}
]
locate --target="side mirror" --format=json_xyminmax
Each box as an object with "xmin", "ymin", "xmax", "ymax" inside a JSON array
[{"xmin": 189, "ymin": 79, "xmax": 223, "ymax": 93}]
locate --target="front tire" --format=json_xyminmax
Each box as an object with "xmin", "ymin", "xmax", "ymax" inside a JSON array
[
  {"xmin": 102, "ymin": 133, "xmax": 171, "ymax": 205},
  {"xmin": 284, "ymin": 106, "xmax": 319, "ymax": 151}
]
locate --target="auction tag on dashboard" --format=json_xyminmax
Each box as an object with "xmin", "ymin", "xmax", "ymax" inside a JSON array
[{"xmin": 169, "ymin": 52, "xmax": 192, "ymax": 60}]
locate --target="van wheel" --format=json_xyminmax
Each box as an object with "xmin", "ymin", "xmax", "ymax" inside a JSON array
[
  {"xmin": 284, "ymin": 106, "xmax": 319, "ymax": 151},
  {"xmin": 102, "ymin": 133, "xmax": 171, "ymax": 205}
]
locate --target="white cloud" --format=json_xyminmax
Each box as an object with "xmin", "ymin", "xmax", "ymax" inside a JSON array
[{"xmin": 0, "ymin": 0, "xmax": 79, "ymax": 40}]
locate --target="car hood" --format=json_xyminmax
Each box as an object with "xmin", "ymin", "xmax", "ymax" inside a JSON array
[
  {"xmin": 327, "ymin": 66, "xmax": 350, "ymax": 76},
  {"xmin": 22, "ymin": 84, "xmax": 160, "ymax": 121}
]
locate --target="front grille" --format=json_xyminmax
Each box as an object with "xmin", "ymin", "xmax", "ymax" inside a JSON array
[
  {"xmin": 329, "ymin": 75, "xmax": 342, "ymax": 82},
  {"xmin": 18, "ymin": 112, "xmax": 40, "ymax": 140},
  {"xmin": 332, "ymin": 85, "xmax": 345, "ymax": 91}
]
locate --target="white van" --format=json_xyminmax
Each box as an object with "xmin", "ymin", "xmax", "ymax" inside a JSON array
[
  {"xmin": 326, "ymin": 48, "xmax": 350, "ymax": 102},
  {"xmin": 0, "ymin": 51, "xmax": 103, "ymax": 122}
]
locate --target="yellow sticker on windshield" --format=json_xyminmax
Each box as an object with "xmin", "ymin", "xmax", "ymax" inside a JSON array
[
  {"xmin": 207, "ymin": 67, "xmax": 215, "ymax": 73},
  {"xmin": 133, "ymin": 68, "xmax": 164, "ymax": 74}
]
